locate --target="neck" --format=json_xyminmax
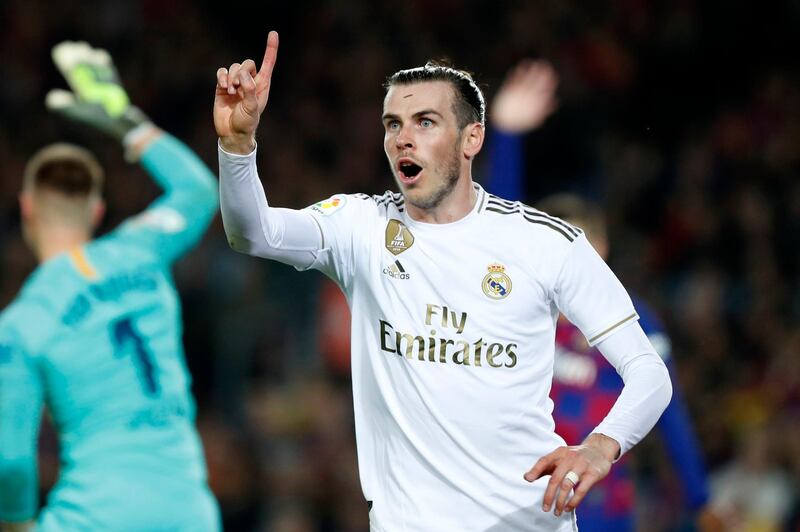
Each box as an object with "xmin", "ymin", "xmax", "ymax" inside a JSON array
[
  {"xmin": 34, "ymin": 226, "xmax": 91, "ymax": 263},
  {"xmin": 405, "ymin": 174, "xmax": 477, "ymax": 224}
]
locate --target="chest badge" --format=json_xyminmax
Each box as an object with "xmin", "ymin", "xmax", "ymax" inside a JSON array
[
  {"xmin": 482, "ymin": 263, "xmax": 512, "ymax": 300},
  {"xmin": 385, "ymin": 219, "xmax": 414, "ymax": 255}
]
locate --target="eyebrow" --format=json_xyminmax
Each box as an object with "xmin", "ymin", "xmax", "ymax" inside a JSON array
[{"xmin": 381, "ymin": 109, "xmax": 444, "ymax": 122}]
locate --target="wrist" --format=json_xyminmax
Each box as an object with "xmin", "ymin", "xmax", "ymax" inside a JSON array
[
  {"xmin": 122, "ymin": 122, "xmax": 162, "ymax": 162},
  {"xmin": 583, "ymin": 433, "xmax": 620, "ymax": 462},
  {"xmin": 219, "ymin": 135, "xmax": 256, "ymax": 155}
]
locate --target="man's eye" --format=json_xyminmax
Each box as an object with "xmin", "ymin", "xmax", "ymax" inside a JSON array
[
  {"xmin": 387, "ymin": 121, "xmax": 400, "ymax": 130},
  {"xmin": 420, "ymin": 118, "xmax": 433, "ymax": 127}
]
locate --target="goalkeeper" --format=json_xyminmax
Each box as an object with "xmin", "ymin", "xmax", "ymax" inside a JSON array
[{"xmin": 0, "ymin": 42, "xmax": 220, "ymax": 531}]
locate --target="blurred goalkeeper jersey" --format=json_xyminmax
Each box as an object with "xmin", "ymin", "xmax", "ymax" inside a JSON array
[{"xmin": 0, "ymin": 135, "xmax": 220, "ymax": 531}]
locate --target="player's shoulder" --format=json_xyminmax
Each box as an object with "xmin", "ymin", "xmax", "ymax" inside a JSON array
[
  {"xmin": 306, "ymin": 190, "xmax": 405, "ymax": 219},
  {"xmin": 483, "ymin": 193, "xmax": 584, "ymax": 246},
  {"xmin": 90, "ymin": 219, "xmax": 169, "ymax": 271},
  {"xmin": 0, "ymin": 280, "xmax": 57, "ymax": 355},
  {"xmin": 16, "ymin": 254, "xmax": 80, "ymax": 302}
]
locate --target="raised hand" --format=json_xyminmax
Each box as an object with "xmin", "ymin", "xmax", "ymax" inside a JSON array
[
  {"xmin": 490, "ymin": 59, "xmax": 559, "ymax": 134},
  {"xmin": 524, "ymin": 433, "xmax": 619, "ymax": 517},
  {"xmin": 215, "ymin": 31, "xmax": 279, "ymax": 154},
  {"xmin": 46, "ymin": 41, "xmax": 149, "ymax": 142}
]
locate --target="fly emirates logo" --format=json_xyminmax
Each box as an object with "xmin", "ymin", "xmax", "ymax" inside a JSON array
[{"xmin": 378, "ymin": 303, "xmax": 518, "ymax": 369}]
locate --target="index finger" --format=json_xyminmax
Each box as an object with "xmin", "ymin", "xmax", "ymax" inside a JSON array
[
  {"xmin": 524, "ymin": 448, "xmax": 560, "ymax": 482},
  {"xmin": 259, "ymin": 30, "xmax": 279, "ymax": 79}
]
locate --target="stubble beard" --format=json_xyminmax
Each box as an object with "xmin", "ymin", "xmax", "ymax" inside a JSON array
[{"xmin": 399, "ymin": 146, "xmax": 461, "ymax": 212}]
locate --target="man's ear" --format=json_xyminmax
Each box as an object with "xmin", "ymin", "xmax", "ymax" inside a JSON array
[
  {"xmin": 90, "ymin": 197, "xmax": 106, "ymax": 230},
  {"xmin": 19, "ymin": 192, "xmax": 35, "ymax": 223},
  {"xmin": 462, "ymin": 123, "xmax": 485, "ymax": 160}
]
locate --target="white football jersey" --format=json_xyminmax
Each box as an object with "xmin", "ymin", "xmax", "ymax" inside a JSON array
[{"xmin": 302, "ymin": 184, "xmax": 638, "ymax": 531}]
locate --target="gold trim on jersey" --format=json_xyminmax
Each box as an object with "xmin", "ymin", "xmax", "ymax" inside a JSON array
[
  {"xmin": 588, "ymin": 313, "xmax": 638, "ymax": 343},
  {"xmin": 385, "ymin": 219, "xmax": 414, "ymax": 255},
  {"xmin": 68, "ymin": 247, "xmax": 99, "ymax": 280}
]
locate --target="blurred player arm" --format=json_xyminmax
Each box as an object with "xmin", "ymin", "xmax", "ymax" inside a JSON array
[
  {"xmin": 47, "ymin": 41, "xmax": 219, "ymax": 264},
  {"xmin": 486, "ymin": 59, "xmax": 559, "ymax": 199},
  {"xmin": 0, "ymin": 329, "xmax": 44, "ymax": 529},
  {"xmin": 658, "ymin": 359, "xmax": 712, "ymax": 509},
  {"xmin": 215, "ymin": 32, "xmax": 324, "ymax": 269},
  {"xmin": 637, "ymin": 304, "xmax": 712, "ymax": 515}
]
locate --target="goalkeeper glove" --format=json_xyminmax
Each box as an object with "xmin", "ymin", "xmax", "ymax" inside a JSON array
[{"xmin": 46, "ymin": 41, "xmax": 151, "ymax": 143}]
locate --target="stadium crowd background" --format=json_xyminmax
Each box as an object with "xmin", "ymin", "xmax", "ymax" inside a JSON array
[{"xmin": 1, "ymin": 1, "xmax": 798, "ymax": 530}]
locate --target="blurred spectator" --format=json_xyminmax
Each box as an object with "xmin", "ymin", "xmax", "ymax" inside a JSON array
[{"xmin": 708, "ymin": 425, "xmax": 795, "ymax": 531}]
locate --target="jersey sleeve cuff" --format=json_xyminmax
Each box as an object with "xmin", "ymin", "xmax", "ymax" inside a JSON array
[{"xmin": 218, "ymin": 139, "xmax": 258, "ymax": 160}]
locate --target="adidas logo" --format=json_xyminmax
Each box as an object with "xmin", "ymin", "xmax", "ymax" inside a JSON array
[{"xmin": 382, "ymin": 259, "xmax": 410, "ymax": 280}]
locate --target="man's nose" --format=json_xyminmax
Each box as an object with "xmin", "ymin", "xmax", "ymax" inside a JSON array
[{"xmin": 395, "ymin": 128, "xmax": 414, "ymax": 150}]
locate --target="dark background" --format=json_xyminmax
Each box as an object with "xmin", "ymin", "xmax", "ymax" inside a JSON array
[{"xmin": 1, "ymin": 1, "xmax": 799, "ymax": 530}]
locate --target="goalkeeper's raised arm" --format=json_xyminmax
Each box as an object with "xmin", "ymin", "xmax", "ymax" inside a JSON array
[
  {"xmin": 49, "ymin": 40, "xmax": 218, "ymax": 263},
  {"xmin": 214, "ymin": 31, "xmax": 324, "ymax": 269},
  {"xmin": 0, "ymin": 41, "xmax": 221, "ymax": 532}
]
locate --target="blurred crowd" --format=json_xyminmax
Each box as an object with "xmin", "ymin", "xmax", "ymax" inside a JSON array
[{"xmin": 1, "ymin": 0, "xmax": 799, "ymax": 530}]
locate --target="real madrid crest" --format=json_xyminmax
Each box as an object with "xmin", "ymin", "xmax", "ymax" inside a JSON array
[
  {"xmin": 385, "ymin": 219, "xmax": 414, "ymax": 255},
  {"xmin": 482, "ymin": 263, "xmax": 512, "ymax": 300}
]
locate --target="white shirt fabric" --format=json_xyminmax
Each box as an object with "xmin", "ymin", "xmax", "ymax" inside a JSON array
[{"xmin": 218, "ymin": 145, "xmax": 672, "ymax": 532}]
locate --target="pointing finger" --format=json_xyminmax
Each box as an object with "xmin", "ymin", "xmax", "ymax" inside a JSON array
[{"xmin": 258, "ymin": 30, "xmax": 279, "ymax": 82}]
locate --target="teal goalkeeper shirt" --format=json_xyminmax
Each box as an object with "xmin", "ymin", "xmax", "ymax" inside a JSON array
[{"xmin": 0, "ymin": 134, "xmax": 218, "ymax": 523}]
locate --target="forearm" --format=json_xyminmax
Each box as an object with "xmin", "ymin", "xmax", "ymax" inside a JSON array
[
  {"xmin": 133, "ymin": 128, "xmax": 218, "ymax": 205},
  {"xmin": 590, "ymin": 323, "xmax": 673, "ymax": 457},
  {"xmin": 486, "ymin": 130, "xmax": 525, "ymax": 200},
  {"xmin": 657, "ymin": 371, "xmax": 710, "ymax": 509},
  {"xmin": 218, "ymin": 143, "xmax": 323, "ymax": 268}
]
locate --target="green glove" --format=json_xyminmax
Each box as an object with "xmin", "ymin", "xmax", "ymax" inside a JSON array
[{"xmin": 47, "ymin": 41, "xmax": 150, "ymax": 142}]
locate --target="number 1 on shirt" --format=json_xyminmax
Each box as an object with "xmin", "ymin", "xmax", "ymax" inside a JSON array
[{"xmin": 110, "ymin": 314, "xmax": 160, "ymax": 397}]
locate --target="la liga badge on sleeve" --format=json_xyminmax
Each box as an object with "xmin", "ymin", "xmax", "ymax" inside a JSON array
[{"xmin": 308, "ymin": 195, "xmax": 347, "ymax": 216}]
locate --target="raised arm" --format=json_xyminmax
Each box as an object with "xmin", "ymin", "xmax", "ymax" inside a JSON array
[
  {"xmin": 46, "ymin": 41, "xmax": 218, "ymax": 263},
  {"xmin": 214, "ymin": 32, "xmax": 325, "ymax": 269},
  {"xmin": 486, "ymin": 60, "xmax": 559, "ymax": 199}
]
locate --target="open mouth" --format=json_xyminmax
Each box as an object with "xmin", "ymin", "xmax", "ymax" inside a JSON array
[{"xmin": 397, "ymin": 159, "xmax": 423, "ymax": 183}]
